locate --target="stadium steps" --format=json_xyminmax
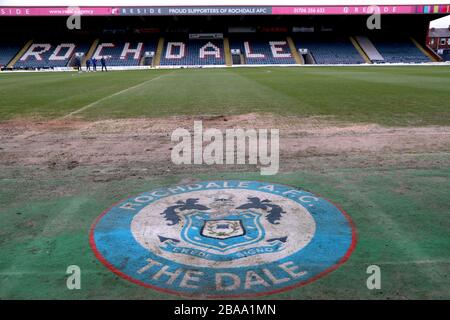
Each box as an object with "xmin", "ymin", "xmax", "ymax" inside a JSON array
[
  {"xmin": 287, "ymin": 36, "xmax": 303, "ymax": 64},
  {"xmin": 7, "ymin": 40, "xmax": 33, "ymax": 68},
  {"xmin": 308, "ymin": 53, "xmax": 317, "ymax": 64},
  {"xmin": 153, "ymin": 37, "xmax": 165, "ymax": 67},
  {"xmin": 240, "ymin": 53, "xmax": 246, "ymax": 65},
  {"xmin": 425, "ymin": 43, "xmax": 443, "ymax": 62},
  {"xmin": 84, "ymin": 39, "xmax": 99, "ymax": 65},
  {"xmin": 223, "ymin": 37, "xmax": 232, "ymax": 66},
  {"xmin": 410, "ymin": 37, "xmax": 441, "ymax": 62},
  {"xmin": 350, "ymin": 37, "xmax": 373, "ymax": 64}
]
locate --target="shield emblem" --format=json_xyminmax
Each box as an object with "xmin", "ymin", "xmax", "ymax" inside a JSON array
[
  {"xmin": 201, "ymin": 220, "xmax": 245, "ymax": 239},
  {"xmin": 181, "ymin": 210, "xmax": 265, "ymax": 252}
]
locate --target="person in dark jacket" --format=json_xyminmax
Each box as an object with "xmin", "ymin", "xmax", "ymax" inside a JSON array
[
  {"xmin": 101, "ymin": 56, "xmax": 107, "ymax": 72},
  {"xmin": 74, "ymin": 56, "xmax": 81, "ymax": 72},
  {"xmin": 91, "ymin": 58, "xmax": 97, "ymax": 71},
  {"xmin": 86, "ymin": 58, "xmax": 91, "ymax": 71}
]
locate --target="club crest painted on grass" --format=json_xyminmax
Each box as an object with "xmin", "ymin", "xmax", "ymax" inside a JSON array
[{"xmin": 90, "ymin": 180, "xmax": 356, "ymax": 297}]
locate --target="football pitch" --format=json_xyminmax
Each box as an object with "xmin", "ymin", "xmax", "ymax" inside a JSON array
[
  {"xmin": 0, "ymin": 66, "xmax": 449, "ymax": 299},
  {"xmin": 1, "ymin": 66, "xmax": 450, "ymax": 125}
]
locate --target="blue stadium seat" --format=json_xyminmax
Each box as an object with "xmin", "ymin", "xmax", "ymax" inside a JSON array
[
  {"xmin": 440, "ymin": 49, "xmax": 450, "ymax": 61},
  {"xmin": 160, "ymin": 39, "xmax": 225, "ymax": 66},
  {"xmin": 0, "ymin": 42, "xmax": 23, "ymax": 67},
  {"xmin": 92, "ymin": 41, "xmax": 157, "ymax": 66},
  {"xmin": 230, "ymin": 39, "xmax": 296, "ymax": 64},
  {"xmin": 14, "ymin": 42, "xmax": 91, "ymax": 68},
  {"xmin": 294, "ymin": 36, "xmax": 364, "ymax": 64},
  {"xmin": 370, "ymin": 38, "xmax": 431, "ymax": 63}
]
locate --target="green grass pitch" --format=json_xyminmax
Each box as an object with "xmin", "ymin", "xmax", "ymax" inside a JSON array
[
  {"xmin": 0, "ymin": 66, "xmax": 449, "ymax": 125},
  {"xmin": 0, "ymin": 66, "xmax": 449, "ymax": 299}
]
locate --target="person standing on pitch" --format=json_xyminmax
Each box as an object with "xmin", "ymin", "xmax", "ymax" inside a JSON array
[
  {"xmin": 91, "ymin": 57, "xmax": 97, "ymax": 71},
  {"xmin": 74, "ymin": 56, "xmax": 81, "ymax": 72},
  {"xmin": 101, "ymin": 56, "xmax": 107, "ymax": 72},
  {"xmin": 86, "ymin": 58, "xmax": 91, "ymax": 71}
]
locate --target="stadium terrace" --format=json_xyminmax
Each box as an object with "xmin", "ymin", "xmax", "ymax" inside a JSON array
[{"xmin": 0, "ymin": 6, "xmax": 449, "ymax": 71}]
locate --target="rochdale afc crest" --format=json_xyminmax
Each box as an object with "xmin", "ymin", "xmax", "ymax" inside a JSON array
[{"xmin": 91, "ymin": 180, "xmax": 356, "ymax": 297}]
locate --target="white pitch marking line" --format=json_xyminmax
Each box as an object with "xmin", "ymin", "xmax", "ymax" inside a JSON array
[{"xmin": 62, "ymin": 73, "xmax": 169, "ymax": 119}]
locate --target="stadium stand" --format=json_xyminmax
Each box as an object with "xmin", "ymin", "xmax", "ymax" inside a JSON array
[
  {"xmin": 230, "ymin": 37, "xmax": 296, "ymax": 65},
  {"xmin": 0, "ymin": 42, "xmax": 24, "ymax": 68},
  {"xmin": 13, "ymin": 41, "xmax": 91, "ymax": 69},
  {"xmin": 294, "ymin": 35, "xmax": 365, "ymax": 64},
  {"xmin": 355, "ymin": 36, "xmax": 384, "ymax": 62},
  {"xmin": 159, "ymin": 38, "xmax": 226, "ymax": 66},
  {"xmin": 0, "ymin": 8, "xmax": 443, "ymax": 70},
  {"xmin": 92, "ymin": 41, "xmax": 157, "ymax": 66},
  {"xmin": 441, "ymin": 50, "xmax": 450, "ymax": 61},
  {"xmin": 369, "ymin": 37, "xmax": 431, "ymax": 63},
  {"xmin": 0, "ymin": 34, "xmax": 438, "ymax": 69}
]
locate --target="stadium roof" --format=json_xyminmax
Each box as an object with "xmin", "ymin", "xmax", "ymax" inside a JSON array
[{"xmin": 430, "ymin": 14, "xmax": 450, "ymax": 27}]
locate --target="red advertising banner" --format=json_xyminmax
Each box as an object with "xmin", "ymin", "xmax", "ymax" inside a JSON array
[
  {"xmin": 0, "ymin": 4, "xmax": 449, "ymax": 16},
  {"xmin": 272, "ymin": 5, "xmax": 417, "ymax": 15},
  {"xmin": 0, "ymin": 7, "xmax": 119, "ymax": 16}
]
